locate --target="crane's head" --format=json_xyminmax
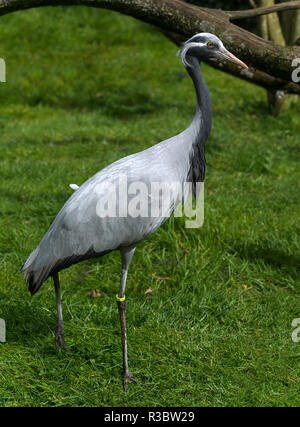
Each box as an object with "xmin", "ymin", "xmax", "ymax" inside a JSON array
[{"xmin": 180, "ymin": 33, "xmax": 248, "ymax": 69}]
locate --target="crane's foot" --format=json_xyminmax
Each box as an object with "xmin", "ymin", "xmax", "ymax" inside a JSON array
[
  {"xmin": 123, "ymin": 372, "xmax": 151, "ymax": 392},
  {"xmin": 54, "ymin": 322, "xmax": 70, "ymax": 352},
  {"xmin": 123, "ymin": 373, "xmax": 137, "ymax": 392}
]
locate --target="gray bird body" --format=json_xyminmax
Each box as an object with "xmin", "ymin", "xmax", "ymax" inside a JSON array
[
  {"xmin": 22, "ymin": 109, "xmax": 207, "ymax": 294},
  {"xmin": 22, "ymin": 50, "xmax": 212, "ymax": 296},
  {"xmin": 21, "ymin": 33, "xmax": 247, "ymax": 389}
]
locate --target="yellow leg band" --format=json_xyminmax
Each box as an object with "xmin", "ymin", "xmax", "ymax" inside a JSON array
[{"xmin": 116, "ymin": 294, "xmax": 125, "ymax": 302}]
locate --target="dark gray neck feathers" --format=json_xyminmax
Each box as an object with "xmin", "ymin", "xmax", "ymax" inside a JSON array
[{"xmin": 186, "ymin": 55, "xmax": 212, "ymax": 185}]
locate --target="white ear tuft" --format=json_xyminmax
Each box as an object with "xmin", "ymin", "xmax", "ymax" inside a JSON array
[
  {"xmin": 180, "ymin": 41, "xmax": 203, "ymax": 68},
  {"xmin": 69, "ymin": 184, "xmax": 79, "ymax": 191}
]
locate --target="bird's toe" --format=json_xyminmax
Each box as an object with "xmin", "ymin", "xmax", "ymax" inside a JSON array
[
  {"xmin": 54, "ymin": 323, "xmax": 70, "ymax": 352},
  {"xmin": 123, "ymin": 373, "xmax": 137, "ymax": 392},
  {"xmin": 123, "ymin": 373, "xmax": 152, "ymax": 392}
]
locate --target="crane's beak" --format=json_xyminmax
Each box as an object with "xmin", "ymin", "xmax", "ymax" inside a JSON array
[{"xmin": 219, "ymin": 49, "xmax": 248, "ymax": 69}]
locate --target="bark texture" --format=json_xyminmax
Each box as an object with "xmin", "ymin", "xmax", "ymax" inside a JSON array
[{"xmin": 0, "ymin": 0, "xmax": 299, "ymax": 93}]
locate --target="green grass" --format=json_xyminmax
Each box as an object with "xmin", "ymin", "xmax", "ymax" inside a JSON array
[{"xmin": 0, "ymin": 7, "xmax": 300, "ymax": 407}]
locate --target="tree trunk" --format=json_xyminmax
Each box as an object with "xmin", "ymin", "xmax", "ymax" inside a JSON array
[
  {"xmin": 265, "ymin": 1, "xmax": 285, "ymax": 45},
  {"xmin": 280, "ymin": 4, "xmax": 300, "ymax": 108},
  {"xmin": 279, "ymin": 3, "xmax": 300, "ymax": 44},
  {"xmin": 251, "ymin": 0, "xmax": 295, "ymax": 114},
  {"xmin": 266, "ymin": 0, "xmax": 289, "ymax": 114}
]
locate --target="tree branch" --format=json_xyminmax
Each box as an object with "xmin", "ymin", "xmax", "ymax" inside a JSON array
[
  {"xmin": 228, "ymin": 1, "xmax": 300, "ymax": 21},
  {"xmin": 162, "ymin": 29, "xmax": 300, "ymax": 95},
  {"xmin": 208, "ymin": 61, "xmax": 300, "ymax": 95},
  {"xmin": 0, "ymin": 0, "xmax": 299, "ymax": 89}
]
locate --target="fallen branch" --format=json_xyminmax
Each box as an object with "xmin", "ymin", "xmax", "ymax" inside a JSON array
[
  {"xmin": 0, "ymin": 0, "xmax": 299, "ymax": 92},
  {"xmin": 163, "ymin": 30, "xmax": 300, "ymax": 95},
  {"xmin": 228, "ymin": 1, "xmax": 300, "ymax": 21}
]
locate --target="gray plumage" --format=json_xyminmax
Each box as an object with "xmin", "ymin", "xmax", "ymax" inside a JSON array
[
  {"xmin": 21, "ymin": 33, "xmax": 247, "ymax": 389},
  {"xmin": 23, "ymin": 119, "xmax": 207, "ymax": 294},
  {"xmin": 22, "ymin": 39, "xmax": 212, "ymax": 294}
]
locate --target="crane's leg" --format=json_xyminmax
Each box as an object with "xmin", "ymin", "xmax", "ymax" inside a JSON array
[
  {"xmin": 117, "ymin": 246, "xmax": 136, "ymax": 391},
  {"xmin": 53, "ymin": 273, "xmax": 70, "ymax": 352}
]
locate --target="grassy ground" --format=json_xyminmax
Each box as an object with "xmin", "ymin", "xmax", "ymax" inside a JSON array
[{"xmin": 0, "ymin": 7, "xmax": 299, "ymax": 407}]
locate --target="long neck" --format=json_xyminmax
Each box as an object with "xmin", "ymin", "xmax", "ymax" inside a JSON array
[
  {"xmin": 185, "ymin": 55, "xmax": 212, "ymax": 184},
  {"xmin": 186, "ymin": 55, "xmax": 212, "ymax": 143}
]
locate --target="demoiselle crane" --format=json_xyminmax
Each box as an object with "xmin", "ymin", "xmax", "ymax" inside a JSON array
[{"xmin": 22, "ymin": 33, "xmax": 247, "ymax": 390}]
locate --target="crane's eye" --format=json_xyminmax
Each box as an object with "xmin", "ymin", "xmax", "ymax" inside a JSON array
[{"xmin": 207, "ymin": 42, "xmax": 214, "ymax": 48}]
